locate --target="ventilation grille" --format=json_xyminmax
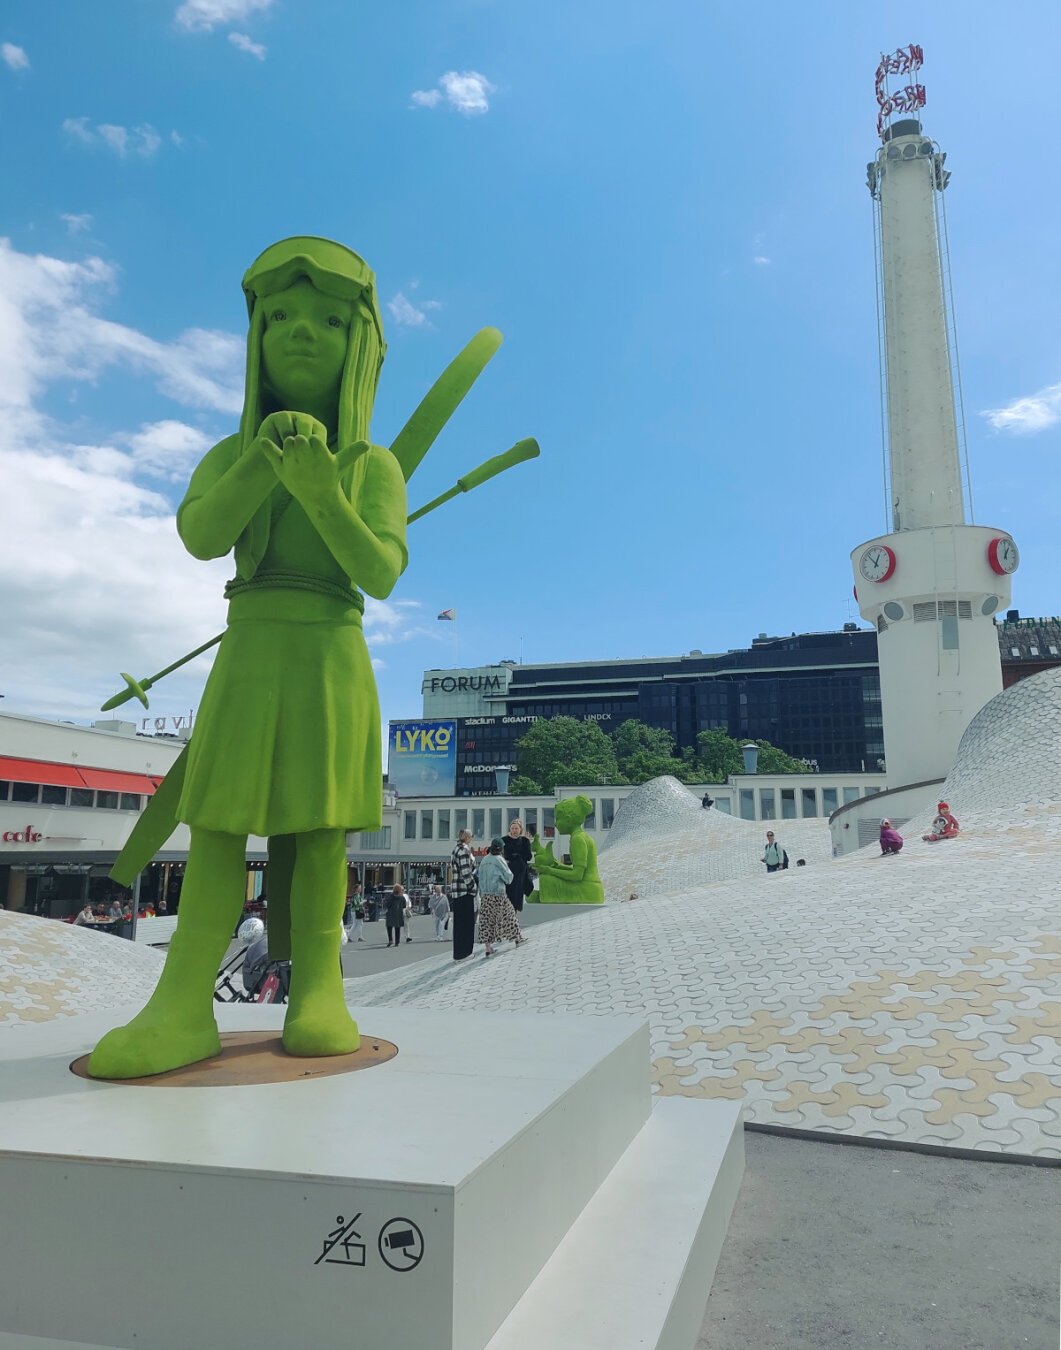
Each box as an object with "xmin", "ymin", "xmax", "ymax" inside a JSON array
[
  {"xmin": 913, "ymin": 600, "xmax": 973, "ymax": 622},
  {"xmin": 877, "ymin": 615, "xmax": 888, "ymax": 633}
]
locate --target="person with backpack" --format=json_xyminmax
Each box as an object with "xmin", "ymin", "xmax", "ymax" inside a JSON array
[{"xmin": 762, "ymin": 830, "xmax": 786, "ymax": 873}]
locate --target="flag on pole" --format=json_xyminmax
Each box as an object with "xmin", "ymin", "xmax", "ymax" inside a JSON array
[{"xmin": 437, "ymin": 608, "xmax": 456, "ymax": 622}]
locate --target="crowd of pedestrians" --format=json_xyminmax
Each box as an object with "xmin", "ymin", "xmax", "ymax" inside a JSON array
[{"xmin": 341, "ymin": 828, "xmax": 532, "ymax": 962}]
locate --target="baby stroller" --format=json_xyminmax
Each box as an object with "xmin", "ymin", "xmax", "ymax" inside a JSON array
[{"xmin": 214, "ymin": 918, "xmax": 291, "ymax": 1004}]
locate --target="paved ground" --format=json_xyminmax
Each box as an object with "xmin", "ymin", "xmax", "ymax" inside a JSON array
[
  {"xmin": 339, "ymin": 904, "xmax": 597, "ymax": 979},
  {"xmin": 700, "ymin": 1131, "xmax": 1061, "ymax": 1349}
]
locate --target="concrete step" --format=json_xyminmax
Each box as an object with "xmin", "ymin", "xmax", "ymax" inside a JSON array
[{"xmin": 487, "ymin": 1096, "xmax": 744, "ymax": 1350}]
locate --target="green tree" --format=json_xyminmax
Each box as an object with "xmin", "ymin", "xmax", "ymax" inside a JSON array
[
  {"xmin": 691, "ymin": 728, "xmax": 745, "ymax": 782},
  {"xmin": 515, "ymin": 717, "xmax": 622, "ymax": 792},
  {"xmin": 751, "ymin": 740, "xmax": 813, "ymax": 775},
  {"xmin": 610, "ymin": 719, "xmax": 689, "ymax": 784},
  {"xmin": 690, "ymin": 728, "xmax": 812, "ymax": 781},
  {"xmin": 508, "ymin": 774, "xmax": 543, "ymax": 795}
]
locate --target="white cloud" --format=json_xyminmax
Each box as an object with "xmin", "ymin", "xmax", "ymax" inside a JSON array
[
  {"xmin": 62, "ymin": 118, "xmax": 168, "ymax": 159},
  {"xmin": 61, "ymin": 213, "xmax": 93, "ymax": 234},
  {"xmin": 0, "ymin": 238, "xmax": 243, "ymax": 442},
  {"xmin": 175, "ymin": 0, "xmax": 273, "ymax": 31},
  {"xmin": 411, "ymin": 70, "xmax": 497, "ymax": 117},
  {"xmin": 0, "ymin": 238, "xmax": 427, "ymax": 721},
  {"xmin": 2, "ymin": 42, "xmax": 29, "ymax": 70},
  {"xmin": 126, "ymin": 420, "xmax": 213, "ymax": 480},
  {"xmin": 752, "ymin": 256, "xmax": 771, "ymax": 266},
  {"xmin": 228, "ymin": 31, "xmax": 266, "ymax": 59},
  {"xmin": 982, "ymin": 383, "xmax": 1061, "ymax": 435},
  {"xmin": 61, "ymin": 116, "xmax": 94, "ymax": 145},
  {"xmin": 387, "ymin": 287, "xmax": 442, "ymax": 329}
]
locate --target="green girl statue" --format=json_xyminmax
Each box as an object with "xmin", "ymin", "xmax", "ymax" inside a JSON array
[{"xmin": 88, "ymin": 238, "xmax": 422, "ymax": 1078}]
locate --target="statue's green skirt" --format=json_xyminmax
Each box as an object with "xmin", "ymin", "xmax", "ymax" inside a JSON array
[{"xmin": 177, "ymin": 587, "xmax": 382, "ymax": 837}]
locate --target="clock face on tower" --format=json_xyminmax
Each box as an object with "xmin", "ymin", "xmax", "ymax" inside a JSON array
[
  {"xmin": 858, "ymin": 544, "xmax": 897, "ymax": 583},
  {"xmin": 987, "ymin": 536, "xmax": 1019, "ymax": 575}
]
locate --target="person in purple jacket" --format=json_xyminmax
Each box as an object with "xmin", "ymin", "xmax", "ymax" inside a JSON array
[{"xmin": 879, "ymin": 818, "xmax": 904, "ymax": 855}]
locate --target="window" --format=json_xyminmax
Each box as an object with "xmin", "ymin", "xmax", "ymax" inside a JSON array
[
  {"xmin": 801, "ymin": 787, "xmax": 817, "ymax": 817},
  {"xmin": 739, "ymin": 788, "xmax": 755, "ymax": 820},
  {"xmin": 455, "ymin": 809, "xmax": 468, "ymax": 834},
  {"xmin": 420, "ymin": 811, "xmax": 433, "ymax": 840},
  {"xmin": 1010, "ymin": 647, "xmax": 1020, "ymax": 657},
  {"xmin": 714, "ymin": 795, "xmax": 731, "ymax": 814},
  {"xmin": 95, "ymin": 791, "xmax": 120, "ymax": 809},
  {"xmin": 506, "ymin": 807, "xmax": 521, "ymax": 827},
  {"xmin": 404, "ymin": 810, "xmax": 416, "ymax": 840},
  {"xmin": 489, "ymin": 808, "xmax": 502, "ymax": 837},
  {"xmin": 437, "ymin": 809, "xmax": 450, "ymax": 841},
  {"xmin": 865, "ymin": 786, "xmax": 881, "ymax": 796},
  {"xmin": 781, "ymin": 788, "xmax": 796, "ymax": 819},
  {"xmin": 12, "ymin": 782, "xmax": 39, "ymax": 804},
  {"xmin": 543, "ymin": 806, "xmax": 555, "ymax": 836},
  {"xmin": 70, "ymin": 788, "xmax": 94, "ymax": 807},
  {"xmin": 525, "ymin": 809, "xmax": 538, "ymax": 833},
  {"xmin": 120, "ymin": 793, "xmax": 141, "ymax": 811},
  {"xmin": 360, "ymin": 827, "xmax": 392, "ymax": 849},
  {"xmin": 583, "ymin": 799, "xmax": 596, "ymax": 830},
  {"xmin": 41, "ymin": 785, "xmax": 68, "ymax": 806},
  {"xmin": 0, "ymin": 780, "xmax": 9, "ymax": 799},
  {"xmin": 601, "ymin": 797, "xmax": 615, "ymax": 829},
  {"xmin": 822, "ymin": 788, "xmax": 838, "ymax": 814},
  {"xmin": 759, "ymin": 789, "xmax": 776, "ymax": 820},
  {"xmin": 472, "ymin": 809, "xmax": 485, "ymax": 839},
  {"xmin": 842, "ymin": 787, "xmax": 860, "ymax": 804}
]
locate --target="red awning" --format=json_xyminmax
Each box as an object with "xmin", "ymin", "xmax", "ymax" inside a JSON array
[
  {"xmin": 0, "ymin": 757, "xmax": 85, "ymax": 787},
  {"xmin": 0, "ymin": 757, "xmax": 158, "ymax": 796},
  {"xmin": 76, "ymin": 768, "xmax": 159, "ymax": 795}
]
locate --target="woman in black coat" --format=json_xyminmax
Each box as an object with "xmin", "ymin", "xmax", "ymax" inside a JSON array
[{"xmin": 502, "ymin": 819, "xmax": 533, "ymax": 913}]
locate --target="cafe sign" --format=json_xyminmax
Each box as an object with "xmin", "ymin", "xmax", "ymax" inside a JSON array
[{"xmin": 2, "ymin": 825, "xmax": 43, "ymax": 843}]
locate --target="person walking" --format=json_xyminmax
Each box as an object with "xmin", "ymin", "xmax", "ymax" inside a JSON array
[
  {"xmin": 762, "ymin": 830, "xmax": 785, "ymax": 873},
  {"xmin": 879, "ymin": 819, "xmax": 904, "ymax": 856},
  {"xmin": 502, "ymin": 818, "xmax": 533, "ymax": 914},
  {"xmin": 477, "ymin": 837, "xmax": 525, "ymax": 958},
  {"xmin": 403, "ymin": 888, "xmax": 415, "ymax": 942},
  {"xmin": 384, "ymin": 885, "xmax": 406, "ymax": 949},
  {"xmin": 430, "ymin": 885, "xmax": 450, "ymax": 941},
  {"xmin": 344, "ymin": 883, "xmax": 365, "ymax": 941},
  {"xmin": 450, "ymin": 829, "xmax": 479, "ymax": 961}
]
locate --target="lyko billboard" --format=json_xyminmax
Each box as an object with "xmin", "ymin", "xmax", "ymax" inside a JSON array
[{"xmin": 387, "ymin": 720, "xmax": 457, "ymax": 798}]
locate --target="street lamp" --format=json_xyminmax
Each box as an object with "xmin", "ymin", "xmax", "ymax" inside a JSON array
[{"xmin": 494, "ymin": 767, "xmax": 510, "ymax": 794}]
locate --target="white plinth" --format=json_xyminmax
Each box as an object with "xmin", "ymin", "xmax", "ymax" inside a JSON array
[{"xmin": 0, "ymin": 1004, "xmax": 650, "ymax": 1350}]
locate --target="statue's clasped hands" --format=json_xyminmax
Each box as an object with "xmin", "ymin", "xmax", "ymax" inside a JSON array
[{"xmin": 256, "ymin": 411, "xmax": 340, "ymax": 505}]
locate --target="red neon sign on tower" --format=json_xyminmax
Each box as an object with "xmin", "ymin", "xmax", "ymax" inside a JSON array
[{"xmin": 875, "ymin": 44, "xmax": 926, "ymax": 138}]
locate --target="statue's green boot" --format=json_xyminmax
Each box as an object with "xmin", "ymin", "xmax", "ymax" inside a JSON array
[
  {"xmin": 85, "ymin": 924, "xmax": 225, "ymax": 1079},
  {"xmin": 283, "ymin": 923, "xmax": 360, "ymax": 1057}
]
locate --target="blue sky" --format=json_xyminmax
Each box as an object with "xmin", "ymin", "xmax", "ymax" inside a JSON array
[{"xmin": 1, "ymin": 0, "xmax": 1059, "ymax": 743}]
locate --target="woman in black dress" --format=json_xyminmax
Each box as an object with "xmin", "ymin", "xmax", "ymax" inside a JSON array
[{"xmin": 502, "ymin": 819, "xmax": 533, "ymax": 913}]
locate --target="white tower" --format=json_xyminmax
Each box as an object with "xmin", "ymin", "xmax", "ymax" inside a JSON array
[{"xmin": 851, "ymin": 46, "xmax": 1019, "ymax": 787}]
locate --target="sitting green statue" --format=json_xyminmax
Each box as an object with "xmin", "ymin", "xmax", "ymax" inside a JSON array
[
  {"xmin": 529, "ymin": 794, "xmax": 605, "ymax": 905},
  {"xmin": 87, "ymin": 237, "xmax": 531, "ymax": 1079}
]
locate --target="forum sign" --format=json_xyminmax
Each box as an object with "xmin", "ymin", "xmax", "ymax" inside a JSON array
[{"xmin": 388, "ymin": 720, "xmax": 457, "ymax": 797}]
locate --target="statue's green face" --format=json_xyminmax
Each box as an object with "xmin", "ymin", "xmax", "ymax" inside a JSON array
[
  {"xmin": 554, "ymin": 796, "xmax": 589, "ymax": 833},
  {"xmin": 261, "ymin": 277, "xmax": 353, "ymax": 411}
]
